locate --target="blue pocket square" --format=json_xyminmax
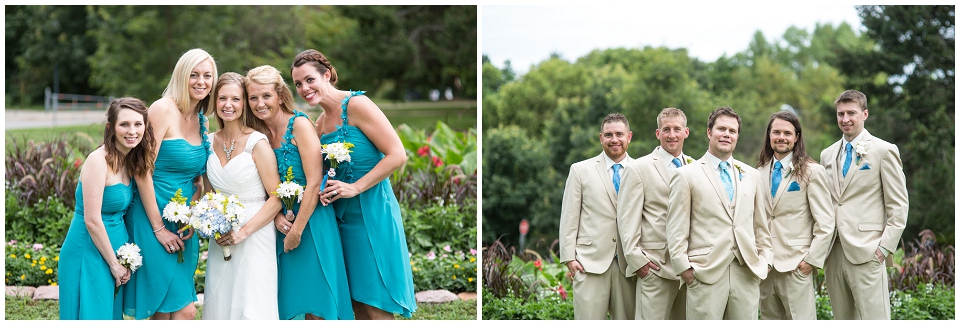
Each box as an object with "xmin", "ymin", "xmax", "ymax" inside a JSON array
[
  {"xmin": 859, "ymin": 163, "xmax": 871, "ymax": 170},
  {"xmin": 787, "ymin": 181, "xmax": 801, "ymax": 192}
]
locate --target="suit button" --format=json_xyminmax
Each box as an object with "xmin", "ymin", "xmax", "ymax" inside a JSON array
[
  {"xmin": 612, "ymin": 238, "xmax": 617, "ymax": 242},
  {"xmin": 771, "ymin": 215, "xmax": 776, "ymax": 219}
]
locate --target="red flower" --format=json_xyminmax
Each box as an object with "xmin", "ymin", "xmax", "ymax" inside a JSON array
[
  {"xmin": 557, "ymin": 285, "xmax": 568, "ymax": 300},
  {"xmin": 453, "ymin": 177, "xmax": 461, "ymax": 185},
  {"xmin": 417, "ymin": 145, "xmax": 430, "ymax": 157},
  {"xmin": 74, "ymin": 158, "xmax": 82, "ymax": 168},
  {"xmin": 534, "ymin": 259, "xmax": 542, "ymax": 270},
  {"xmin": 432, "ymin": 156, "xmax": 443, "ymax": 167}
]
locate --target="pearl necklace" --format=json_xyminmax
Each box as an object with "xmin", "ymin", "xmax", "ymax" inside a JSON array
[{"xmin": 222, "ymin": 134, "xmax": 237, "ymax": 161}]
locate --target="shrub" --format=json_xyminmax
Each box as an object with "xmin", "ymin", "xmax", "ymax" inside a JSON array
[
  {"xmin": 815, "ymin": 282, "xmax": 955, "ymax": 320},
  {"xmin": 4, "ymin": 191, "xmax": 73, "ymax": 247},
  {"xmin": 889, "ymin": 229, "xmax": 955, "ymax": 291},
  {"xmin": 4, "ymin": 240, "xmax": 60, "ymax": 287},
  {"xmin": 410, "ymin": 248, "xmax": 477, "ymax": 293},
  {"xmin": 393, "ymin": 121, "xmax": 477, "ymax": 208},
  {"xmin": 401, "ymin": 201, "xmax": 476, "ymax": 255},
  {"xmin": 481, "ymin": 290, "xmax": 573, "ymax": 320},
  {"xmin": 195, "ymin": 239, "xmax": 208, "ymax": 293},
  {"xmin": 5, "ymin": 134, "xmax": 94, "ymax": 209}
]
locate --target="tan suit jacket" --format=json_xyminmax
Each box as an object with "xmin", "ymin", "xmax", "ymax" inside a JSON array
[
  {"xmin": 617, "ymin": 147, "xmax": 693, "ymax": 279},
  {"xmin": 819, "ymin": 130, "xmax": 908, "ymax": 264},
  {"xmin": 666, "ymin": 155, "xmax": 773, "ymax": 284},
  {"xmin": 758, "ymin": 160, "xmax": 835, "ymax": 271},
  {"xmin": 560, "ymin": 153, "xmax": 631, "ymax": 275}
]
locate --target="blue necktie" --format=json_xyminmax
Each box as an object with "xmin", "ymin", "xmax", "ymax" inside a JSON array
[
  {"xmin": 771, "ymin": 161, "xmax": 783, "ymax": 198},
  {"xmin": 613, "ymin": 163, "xmax": 622, "ymax": 194},
  {"xmin": 842, "ymin": 143, "xmax": 853, "ymax": 178},
  {"xmin": 672, "ymin": 157, "xmax": 682, "ymax": 168},
  {"xmin": 720, "ymin": 162, "xmax": 734, "ymax": 202}
]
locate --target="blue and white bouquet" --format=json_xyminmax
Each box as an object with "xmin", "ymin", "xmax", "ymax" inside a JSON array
[{"xmin": 189, "ymin": 191, "xmax": 244, "ymax": 261}]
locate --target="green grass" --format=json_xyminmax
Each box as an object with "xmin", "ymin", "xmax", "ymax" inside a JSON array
[
  {"xmin": 5, "ymin": 295, "xmax": 474, "ymax": 320},
  {"xmin": 5, "ymin": 124, "xmax": 104, "ymax": 146}
]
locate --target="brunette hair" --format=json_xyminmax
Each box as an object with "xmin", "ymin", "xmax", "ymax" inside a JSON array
[
  {"xmin": 707, "ymin": 106, "xmax": 742, "ymax": 132},
  {"xmin": 103, "ymin": 97, "xmax": 156, "ymax": 178},
  {"xmin": 834, "ymin": 89, "xmax": 868, "ymax": 111},
  {"xmin": 600, "ymin": 113, "xmax": 630, "ymax": 132},
  {"xmin": 756, "ymin": 110, "xmax": 815, "ymax": 185},
  {"xmin": 245, "ymin": 65, "xmax": 297, "ymax": 116},
  {"xmin": 291, "ymin": 49, "xmax": 338, "ymax": 87},
  {"xmin": 162, "ymin": 48, "xmax": 218, "ymax": 116},
  {"xmin": 213, "ymin": 72, "xmax": 268, "ymax": 135}
]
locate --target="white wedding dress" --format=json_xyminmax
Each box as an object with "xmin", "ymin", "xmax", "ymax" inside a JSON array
[{"xmin": 201, "ymin": 131, "xmax": 279, "ymax": 320}]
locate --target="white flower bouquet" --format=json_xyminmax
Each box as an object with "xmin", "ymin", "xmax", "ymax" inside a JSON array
[
  {"xmin": 273, "ymin": 166, "xmax": 304, "ymax": 221},
  {"xmin": 319, "ymin": 141, "xmax": 354, "ymax": 192},
  {"xmin": 114, "ymin": 243, "xmax": 142, "ymax": 297},
  {"xmin": 161, "ymin": 188, "xmax": 189, "ymax": 263}
]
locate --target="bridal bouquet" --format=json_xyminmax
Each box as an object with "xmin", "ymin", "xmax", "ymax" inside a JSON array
[
  {"xmin": 273, "ymin": 166, "xmax": 304, "ymax": 221},
  {"xmin": 114, "ymin": 243, "xmax": 143, "ymax": 297},
  {"xmin": 320, "ymin": 141, "xmax": 354, "ymax": 192},
  {"xmin": 161, "ymin": 188, "xmax": 190, "ymax": 263},
  {"xmin": 189, "ymin": 191, "xmax": 244, "ymax": 261}
]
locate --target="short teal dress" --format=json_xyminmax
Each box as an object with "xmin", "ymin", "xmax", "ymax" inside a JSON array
[
  {"xmin": 59, "ymin": 180, "xmax": 133, "ymax": 320},
  {"xmin": 123, "ymin": 113, "xmax": 209, "ymax": 319},
  {"xmin": 320, "ymin": 91, "xmax": 417, "ymax": 317},
  {"xmin": 274, "ymin": 111, "xmax": 354, "ymax": 320}
]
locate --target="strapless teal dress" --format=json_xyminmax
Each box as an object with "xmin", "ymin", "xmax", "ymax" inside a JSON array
[
  {"xmin": 320, "ymin": 91, "xmax": 417, "ymax": 317},
  {"xmin": 59, "ymin": 181, "xmax": 133, "ymax": 320},
  {"xmin": 123, "ymin": 113, "xmax": 209, "ymax": 319},
  {"xmin": 274, "ymin": 111, "xmax": 354, "ymax": 320}
]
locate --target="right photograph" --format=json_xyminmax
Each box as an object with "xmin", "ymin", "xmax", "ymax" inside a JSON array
[{"xmin": 480, "ymin": 4, "xmax": 955, "ymax": 321}]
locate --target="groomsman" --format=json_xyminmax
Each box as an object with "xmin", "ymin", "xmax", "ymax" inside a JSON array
[
  {"xmin": 665, "ymin": 106, "xmax": 772, "ymax": 320},
  {"xmin": 820, "ymin": 89, "xmax": 908, "ymax": 319},
  {"xmin": 756, "ymin": 111, "xmax": 834, "ymax": 319},
  {"xmin": 617, "ymin": 108, "xmax": 692, "ymax": 320},
  {"xmin": 559, "ymin": 113, "xmax": 636, "ymax": 320}
]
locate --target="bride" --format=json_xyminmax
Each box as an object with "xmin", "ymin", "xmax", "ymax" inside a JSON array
[{"xmin": 200, "ymin": 72, "xmax": 281, "ymax": 319}]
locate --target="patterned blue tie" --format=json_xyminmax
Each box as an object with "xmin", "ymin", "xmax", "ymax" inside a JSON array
[
  {"xmin": 613, "ymin": 163, "xmax": 622, "ymax": 194},
  {"xmin": 720, "ymin": 162, "xmax": 734, "ymax": 202},
  {"xmin": 842, "ymin": 143, "xmax": 853, "ymax": 178},
  {"xmin": 672, "ymin": 157, "xmax": 682, "ymax": 168},
  {"xmin": 771, "ymin": 161, "xmax": 783, "ymax": 198}
]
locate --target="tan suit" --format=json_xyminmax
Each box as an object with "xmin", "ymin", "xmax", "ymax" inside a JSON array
[
  {"xmin": 559, "ymin": 153, "xmax": 636, "ymax": 320},
  {"xmin": 820, "ymin": 130, "xmax": 908, "ymax": 319},
  {"xmin": 666, "ymin": 154, "xmax": 772, "ymax": 319},
  {"xmin": 757, "ymin": 160, "xmax": 835, "ymax": 319},
  {"xmin": 617, "ymin": 147, "xmax": 689, "ymax": 319}
]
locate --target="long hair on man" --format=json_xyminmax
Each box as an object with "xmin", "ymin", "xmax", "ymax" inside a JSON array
[{"xmin": 757, "ymin": 110, "xmax": 814, "ymax": 185}]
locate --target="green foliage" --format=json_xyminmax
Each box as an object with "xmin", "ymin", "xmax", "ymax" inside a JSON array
[
  {"xmin": 399, "ymin": 299, "xmax": 477, "ymax": 320},
  {"xmin": 4, "ymin": 296, "xmax": 60, "ymax": 320},
  {"xmin": 481, "ymin": 290, "xmax": 573, "ymax": 320},
  {"xmin": 5, "ymin": 193, "xmax": 73, "ymax": 248},
  {"xmin": 888, "ymin": 229, "xmax": 955, "ymax": 291},
  {"xmin": 195, "ymin": 239, "xmax": 209, "ymax": 293},
  {"xmin": 410, "ymin": 249, "xmax": 477, "ymax": 293},
  {"xmin": 401, "ymin": 202, "xmax": 476, "ymax": 255},
  {"xmin": 5, "ymin": 135, "xmax": 94, "ymax": 208},
  {"xmin": 4, "ymin": 241, "xmax": 60, "ymax": 287},
  {"xmin": 814, "ymin": 283, "xmax": 956, "ymax": 320},
  {"xmin": 394, "ymin": 121, "xmax": 477, "ymax": 208}
]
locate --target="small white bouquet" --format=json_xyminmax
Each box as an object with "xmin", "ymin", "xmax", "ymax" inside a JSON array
[
  {"xmin": 273, "ymin": 166, "xmax": 304, "ymax": 221},
  {"xmin": 161, "ymin": 188, "xmax": 189, "ymax": 263},
  {"xmin": 114, "ymin": 243, "xmax": 142, "ymax": 297},
  {"xmin": 319, "ymin": 141, "xmax": 354, "ymax": 192},
  {"xmin": 189, "ymin": 191, "xmax": 244, "ymax": 261}
]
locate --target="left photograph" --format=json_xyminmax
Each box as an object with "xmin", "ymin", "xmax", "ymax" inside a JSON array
[{"xmin": 4, "ymin": 5, "xmax": 478, "ymax": 320}]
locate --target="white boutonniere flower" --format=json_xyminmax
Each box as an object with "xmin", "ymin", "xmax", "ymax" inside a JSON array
[
  {"xmin": 784, "ymin": 161, "xmax": 794, "ymax": 178},
  {"xmin": 854, "ymin": 142, "xmax": 867, "ymax": 165},
  {"xmin": 733, "ymin": 164, "xmax": 744, "ymax": 181}
]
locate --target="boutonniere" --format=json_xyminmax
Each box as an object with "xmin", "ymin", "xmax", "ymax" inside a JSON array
[
  {"xmin": 733, "ymin": 164, "xmax": 744, "ymax": 181},
  {"xmin": 784, "ymin": 161, "xmax": 794, "ymax": 178},
  {"xmin": 685, "ymin": 157, "xmax": 694, "ymax": 165},
  {"xmin": 854, "ymin": 142, "xmax": 867, "ymax": 165}
]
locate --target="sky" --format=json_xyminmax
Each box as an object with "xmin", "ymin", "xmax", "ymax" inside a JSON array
[{"xmin": 482, "ymin": 2, "xmax": 865, "ymax": 75}]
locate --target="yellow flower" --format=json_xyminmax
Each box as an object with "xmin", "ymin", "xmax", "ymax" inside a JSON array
[
  {"xmin": 410, "ymin": 261, "xmax": 415, "ymax": 265},
  {"xmin": 40, "ymin": 265, "xmax": 47, "ymax": 271},
  {"xmin": 55, "ymin": 255, "xmax": 59, "ymax": 261},
  {"xmin": 45, "ymin": 269, "xmax": 53, "ymax": 274},
  {"xmin": 195, "ymin": 270, "xmax": 202, "ymax": 275},
  {"xmin": 20, "ymin": 274, "xmax": 25, "ymax": 280},
  {"xmin": 40, "ymin": 260, "xmax": 45, "ymax": 265},
  {"xmin": 52, "ymin": 282, "xmax": 58, "ymax": 286},
  {"xmin": 48, "ymin": 279, "xmax": 52, "ymax": 283},
  {"xmin": 25, "ymin": 253, "xmax": 31, "ymax": 259},
  {"xmin": 452, "ymin": 275, "xmax": 457, "ymax": 280},
  {"xmin": 33, "ymin": 259, "xmax": 38, "ymax": 264},
  {"xmin": 470, "ymin": 257, "xmax": 476, "ymax": 262},
  {"xmin": 468, "ymin": 278, "xmax": 474, "ymax": 282},
  {"xmin": 9, "ymin": 254, "xmax": 15, "ymax": 258},
  {"xmin": 6, "ymin": 272, "xmax": 10, "ymax": 276},
  {"xmin": 454, "ymin": 264, "xmax": 460, "ymax": 269},
  {"xmin": 41, "ymin": 257, "xmax": 47, "ymax": 261}
]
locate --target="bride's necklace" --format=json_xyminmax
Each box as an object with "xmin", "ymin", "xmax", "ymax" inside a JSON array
[{"xmin": 222, "ymin": 132, "xmax": 238, "ymax": 161}]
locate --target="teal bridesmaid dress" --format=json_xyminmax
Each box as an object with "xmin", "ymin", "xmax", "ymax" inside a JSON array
[
  {"xmin": 320, "ymin": 91, "xmax": 417, "ymax": 317},
  {"xmin": 123, "ymin": 113, "xmax": 209, "ymax": 319},
  {"xmin": 274, "ymin": 111, "xmax": 354, "ymax": 320},
  {"xmin": 58, "ymin": 180, "xmax": 133, "ymax": 320}
]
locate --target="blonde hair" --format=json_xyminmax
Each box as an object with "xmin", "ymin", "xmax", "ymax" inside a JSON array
[
  {"xmin": 162, "ymin": 48, "xmax": 218, "ymax": 115},
  {"xmin": 245, "ymin": 65, "xmax": 297, "ymax": 115}
]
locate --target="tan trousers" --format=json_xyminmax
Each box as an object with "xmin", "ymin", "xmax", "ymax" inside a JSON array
[
  {"xmin": 572, "ymin": 258, "xmax": 636, "ymax": 320},
  {"xmin": 824, "ymin": 241, "xmax": 891, "ymax": 319},
  {"xmin": 685, "ymin": 259, "xmax": 760, "ymax": 320},
  {"xmin": 636, "ymin": 272, "xmax": 686, "ymax": 319},
  {"xmin": 760, "ymin": 268, "xmax": 817, "ymax": 319}
]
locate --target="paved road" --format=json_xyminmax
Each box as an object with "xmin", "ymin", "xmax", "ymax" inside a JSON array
[{"xmin": 4, "ymin": 109, "xmax": 107, "ymax": 130}]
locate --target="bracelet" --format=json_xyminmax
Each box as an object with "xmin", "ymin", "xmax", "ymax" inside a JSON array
[{"xmin": 153, "ymin": 225, "xmax": 164, "ymax": 233}]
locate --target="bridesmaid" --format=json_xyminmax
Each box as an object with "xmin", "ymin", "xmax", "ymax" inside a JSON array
[
  {"xmin": 59, "ymin": 97, "xmax": 155, "ymax": 319},
  {"xmin": 246, "ymin": 65, "xmax": 353, "ymax": 320},
  {"xmin": 123, "ymin": 48, "xmax": 215, "ymax": 320},
  {"xmin": 291, "ymin": 49, "xmax": 417, "ymax": 319}
]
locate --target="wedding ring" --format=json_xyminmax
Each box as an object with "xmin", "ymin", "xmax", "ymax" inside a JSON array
[
  {"xmin": 284, "ymin": 225, "xmax": 289, "ymax": 231},
  {"xmin": 331, "ymin": 190, "xmax": 339, "ymax": 196},
  {"xmin": 168, "ymin": 245, "xmax": 175, "ymax": 250}
]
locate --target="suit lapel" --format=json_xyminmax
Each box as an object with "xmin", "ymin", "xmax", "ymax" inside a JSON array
[
  {"xmin": 844, "ymin": 132, "xmax": 871, "ymax": 189},
  {"xmin": 731, "ymin": 159, "xmax": 743, "ymax": 215},
  {"xmin": 772, "ymin": 162, "xmax": 791, "ymax": 208},
  {"xmin": 594, "ymin": 156, "xmax": 617, "ymax": 206},
  {"xmin": 823, "ymin": 142, "xmax": 842, "ymax": 201},
  {"xmin": 759, "ymin": 162, "xmax": 775, "ymax": 211},
  {"xmin": 651, "ymin": 148, "xmax": 670, "ymax": 186},
  {"xmin": 699, "ymin": 157, "xmax": 733, "ymax": 217}
]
